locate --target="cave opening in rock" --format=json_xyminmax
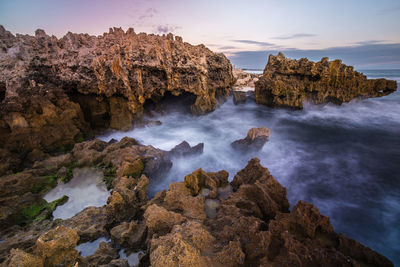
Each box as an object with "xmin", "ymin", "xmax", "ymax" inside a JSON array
[
  {"xmin": 0, "ymin": 82, "xmax": 6, "ymax": 102},
  {"xmin": 143, "ymin": 91, "xmax": 197, "ymax": 116},
  {"xmin": 66, "ymin": 85, "xmax": 112, "ymax": 130}
]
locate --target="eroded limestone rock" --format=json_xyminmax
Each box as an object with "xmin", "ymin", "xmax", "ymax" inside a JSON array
[
  {"xmin": 231, "ymin": 127, "xmax": 270, "ymax": 151},
  {"xmin": 255, "ymin": 53, "xmax": 397, "ymax": 109}
]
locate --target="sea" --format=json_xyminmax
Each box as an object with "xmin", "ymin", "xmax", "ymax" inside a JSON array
[{"xmin": 99, "ymin": 69, "xmax": 400, "ymax": 265}]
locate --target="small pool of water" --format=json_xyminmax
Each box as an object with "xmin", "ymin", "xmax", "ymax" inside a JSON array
[
  {"xmin": 76, "ymin": 237, "xmax": 109, "ymax": 257},
  {"xmin": 119, "ymin": 249, "xmax": 144, "ymax": 266},
  {"xmin": 44, "ymin": 167, "xmax": 109, "ymax": 220}
]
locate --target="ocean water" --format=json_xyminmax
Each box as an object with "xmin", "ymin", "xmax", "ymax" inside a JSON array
[{"xmin": 99, "ymin": 70, "xmax": 400, "ymax": 264}]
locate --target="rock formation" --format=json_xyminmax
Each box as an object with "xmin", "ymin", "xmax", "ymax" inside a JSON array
[
  {"xmin": 168, "ymin": 141, "xmax": 204, "ymax": 158},
  {"xmin": 0, "ymin": 137, "xmax": 171, "ymax": 263},
  {"xmin": 255, "ymin": 53, "xmax": 397, "ymax": 109},
  {"xmin": 231, "ymin": 127, "xmax": 271, "ymax": 151},
  {"xmin": 233, "ymin": 68, "xmax": 260, "ymax": 89},
  {"xmin": 1, "ymin": 158, "xmax": 393, "ymax": 266},
  {"xmin": 0, "ymin": 26, "xmax": 234, "ymax": 175},
  {"xmin": 232, "ymin": 91, "xmax": 247, "ymax": 105}
]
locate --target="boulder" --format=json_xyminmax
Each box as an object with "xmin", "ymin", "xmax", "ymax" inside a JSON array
[
  {"xmin": 168, "ymin": 141, "xmax": 204, "ymax": 157},
  {"xmin": 231, "ymin": 127, "xmax": 270, "ymax": 151},
  {"xmin": 5, "ymin": 249, "xmax": 44, "ymax": 267},
  {"xmin": 149, "ymin": 221, "xmax": 215, "ymax": 267},
  {"xmin": 35, "ymin": 226, "xmax": 80, "ymax": 267},
  {"xmin": 106, "ymin": 174, "xmax": 149, "ymax": 224},
  {"xmin": 62, "ymin": 207, "xmax": 108, "ymax": 242},
  {"xmin": 84, "ymin": 242, "xmax": 119, "ymax": 266},
  {"xmin": 255, "ymin": 53, "xmax": 397, "ymax": 109},
  {"xmin": 232, "ymin": 91, "xmax": 246, "ymax": 105},
  {"xmin": 110, "ymin": 221, "xmax": 147, "ymax": 249}
]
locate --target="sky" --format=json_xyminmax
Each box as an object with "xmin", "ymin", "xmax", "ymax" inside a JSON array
[{"xmin": 1, "ymin": 0, "xmax": 400, "ymax": 69}]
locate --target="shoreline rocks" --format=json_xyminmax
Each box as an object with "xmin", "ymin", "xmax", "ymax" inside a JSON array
[
  {"xmin": 255, "ymin": 52, "xmax": 397, "ymax": 109},
  {"xmin": 231, "ymin": 127, "xmax": 271, "ymax": 151},
  {"xmin": 1, "ymin": 158, "xmax": 393, "ymax": 266},
  {"xmin": 0, "ymin": 25, "xmax": 234, "ymax": 175}
]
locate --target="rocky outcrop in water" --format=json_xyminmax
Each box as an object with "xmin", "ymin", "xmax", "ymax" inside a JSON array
[
  {"xmin": 142, "ymin": 158, "xmax": 392, "ymax": 266},
  {"xmin": 255, "ymin": 53, "xmax": 397, "ymax": 108},
  {"xmin": 1, "ymin": 158, "xmax": 393, "ymax": 266},
  {"xmin": 168, "ymin": 141, "xmax": 204, "ymax": 157},
  {"xmin": 0, "ymin": 25, "xmax": 234, "ymax": 175},
  {"xmin": 231, "ymin": 127, "xmax": 271, "ymax": 151}
]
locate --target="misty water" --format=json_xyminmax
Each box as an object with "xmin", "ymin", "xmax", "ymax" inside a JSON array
[
  {"xmin": 44, "ymin": 168, "xmax": 109, "ymax": 220},
  {"xmin": 99, "ymin": 70, "xmax": 400, "ymax": 264}
]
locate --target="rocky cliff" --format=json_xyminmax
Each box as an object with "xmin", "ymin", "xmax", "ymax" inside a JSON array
[
  {"xmin": 255, "ymin": 53, "xmax": 397, "ymax": 108},
  {"xmin": 0, "ymin": 26, "xmax": 234, "ymax": 174}
]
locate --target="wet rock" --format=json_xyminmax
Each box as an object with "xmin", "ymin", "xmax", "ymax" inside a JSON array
[
  {"xmin": 110, "ymin": 221, "xmax": 146, "ymax": 249},
  {"xmin": 168, "ymin": 141, "xmax": 204, "ymax": 157},
  {"xmin": 106, "ymin": 174, "xmax": 149, "ymax": 224},
  {"xmin": 104, "ymin": 259, "xmax": 130, "ymax": 267},
  {"xmin": 149, "ymin": 221, "xmax": 215, "ymax": 267},
  {"xmin": 231, "ymin": 127, "xmax": 270, "ymax": 151},
  {"xmin": 5, "ymin": 249, "xmax": 44, "ymax": 267},
  {"xmin": 62, "ymin": 207, "xmax": 108, "ymax": 243},
  {"xmin": 255, "ymin": 53, "xmax": 398, "ymax": 109},
  {"xmin": 232, "ymin": 91, "xmax": 246, "ymax": 104},
  {"xmin": 0, "ymin": 150, "xmax": 394, "ymax": 266},
  {"xmin": 144, "ymin": 204, "xmax": 186, "ymax": 236},
  {"xmin": 84, "ymin": 242, "xmax": 119, "ymax": 266},
  {"xmin": 184, "ymin": 168, "xmax": 228, "ymax": 199},
  {"xmin": 35, "ymin": 225, "xmax": 80, "ymax": 266}
]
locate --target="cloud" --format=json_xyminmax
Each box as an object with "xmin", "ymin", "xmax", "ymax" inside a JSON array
[
  {"xmin": 273, "ymin": 33, "xmax": 318, "ymax": 40},
  {"xmin": 231, "ymin": 39, "xmax": 276, "ymax": 47},
  {"xmin": 139, "ymin": 8, "xmax": 158, "ymax": 20},
  {"xmin": 218, "ymin": 45, "xmax": 238, "ymax": 50},
  {"xmin": 228, "ymin": 43, "xmax": 400, "ymax": 70},
  {"xmin": 154, "ymin": 24, "xmax": 180, "ymax": 34},
  {"xmin": 354, "ymin": 40, "xmax": 386, "ymax": 46}
]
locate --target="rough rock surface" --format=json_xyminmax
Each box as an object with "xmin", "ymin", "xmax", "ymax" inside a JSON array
[
  {"xmin": 231, "ymin": 127, "xmax": 271, "ymax": 151},
  {"xmin": 143, "ymin": 158, "xmax": 393, "ymax": 267},
  {"xmin": 0, "ymin": 137, "xmax": 171, "ymax": 264},
  {"xmin": 0, "ymin": 26, "xmax": 233, "ymax": 116},
  {"xmin": 168, "ymin": 141, "xmax": 204, "ymax": 157},
  {"xmin": 0, "ymin": 158, "xmax": 393, "ymax": 266},
  {"xmin": 233, "ymin": 68, "xmax": 260, "ymax": 89},
  {"xmin": 255, "ymin": 53, "xmax": 397, "ymax": 108},
  {"xmin": 0, "ymin": 25, "xmax": 234, "ymax": 174},
  {"xmin": 232, "ymin": 91, "xmax": 246, "ymax": 105}
]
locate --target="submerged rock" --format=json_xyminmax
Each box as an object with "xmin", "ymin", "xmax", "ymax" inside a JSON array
[
  {"xmin": 255, "ymin": 53, "xmax": 397, "ymax": 109},
  {"xmin": 231, "ymin": 127, "xmax": 271, "ymax": 151},
  {"xmin": 168, "ymin": 141, "xmax": 204, "ymax": 158}
]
